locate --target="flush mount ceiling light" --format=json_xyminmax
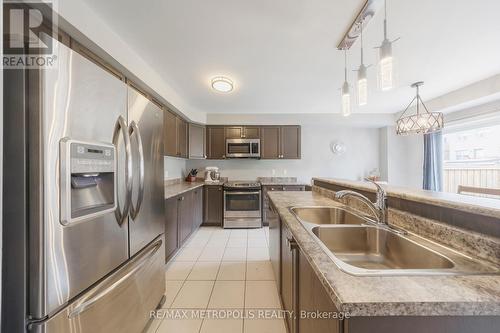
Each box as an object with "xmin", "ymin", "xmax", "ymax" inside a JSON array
[
  {"xmin": 211, "ymin": 76, "xmax": 234, "ymax": 93},
  {"xmin": 396, "ymin": 82, "xmax": 444, "ymax": 135}
]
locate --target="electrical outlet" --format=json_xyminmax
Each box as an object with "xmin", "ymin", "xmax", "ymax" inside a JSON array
[
  {"xmin": 272, "ymin": 169, "xmax": 276, "ymax": 175},
  {"xmin": 283, "ymin": 169, "xmax": 287, "ymax": 175}
]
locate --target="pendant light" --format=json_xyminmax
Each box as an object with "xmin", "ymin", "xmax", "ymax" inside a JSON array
[
  {"xmin": 396, "ymin": 82, "xmax": 444, "ymax": 135},
  {"xmin": 341, "ymin": 47, "xmax": 351, "ymax": 117},
  {"xmin": 376, "ymin": 0, "xmax": 399, "ymax": 91},
  {"xmin": 355, "ymin": 22, "xmax": 369, "ymax": 106}
]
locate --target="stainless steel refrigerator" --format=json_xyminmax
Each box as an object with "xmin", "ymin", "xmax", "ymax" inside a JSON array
[{"xmin": 3, "ymin": 38, "xmax": 165, "ymax": 332}]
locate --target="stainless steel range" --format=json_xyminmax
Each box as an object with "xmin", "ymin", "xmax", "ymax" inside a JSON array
[{"xmin": 223, "ymin": 181, "xmax": 262, "ymax": 228}]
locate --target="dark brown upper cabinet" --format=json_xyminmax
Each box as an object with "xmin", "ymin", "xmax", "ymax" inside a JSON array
[
  {"xmin": 225, "ymin": 126, "xmax": 261, "ymax": 139},
  {"xmin": 261, "ymin": 126, "xmax": 281, "ymax": 159},
  {"xmin": 164, "ymin": 109, "xmax": 177, "ymax": 156},
  {"xmin": 243, "ymin": 126, "xmax": 260, "ymax": 139},
  {"xmin": 164, "ymin": 109, "xmax": 188, "ymax": 158},
  {"xmin": 281, "ymin": 125, "xmax": 301, "ymax": 159},
  {"xmin": 203, "ymin": 125, "xmax": 300, "ymax": 160},
  {"xmin": 206, "ymin": 126, "xmax": 226, "ymax": 159},
  {"xmin": 225, "ymin": 126, "xmax": 243, "ymax": 139},
  {"xmin": 176, "ymin": 117, "xmax": 188, "ymax": 158},
  {"xmin": 189, "ymin": 123, "xmax": 206, "ymax": 159},
  {"xmin": 261, "ymin": 126, "xmax": 301, "ymax": 159}
]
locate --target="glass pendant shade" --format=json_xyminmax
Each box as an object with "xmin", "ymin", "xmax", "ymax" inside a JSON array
[
  {"xmin": 396, "ymin": 82, "xmax": 444, "ymax": 135},
  {"xmin": 357, "ymin": 64, "xmax": 368, "ymax": 106},
  {"xmin": 341, "ymin": 81, "xmax": 351, "ymax": 117},
  {"xmin": 340, "ymin": 47, "xmax": 351, "ymax": 117},
  {"xmin": 376, "ymin": 0, "xmax": 399, "ymax": 92},
  {"xmin": 377, "ymin": 39, "xmax": 394, "ymax": 91}
]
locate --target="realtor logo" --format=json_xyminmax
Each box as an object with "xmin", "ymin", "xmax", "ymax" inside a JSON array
[{"xmin": 3, "ymin": 1, "xmax": 57, "ymax": 68}]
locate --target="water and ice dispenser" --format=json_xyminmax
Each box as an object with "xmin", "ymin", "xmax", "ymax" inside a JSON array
[{"xmin": 60, "ymin": 139, "xmax": 116, "ymax": 225}]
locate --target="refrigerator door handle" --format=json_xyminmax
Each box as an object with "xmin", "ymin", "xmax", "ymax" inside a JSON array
[
  {"xmin": 112, "ymin": 115, "xmax": 133, "ymax": 225},
  {"xmin": 67, "ymin": 239, "xmax": 162, "ymax": 319},
  {"xmin": 129, "ymin": 120, "xmax": 145, "ymax": 220}
]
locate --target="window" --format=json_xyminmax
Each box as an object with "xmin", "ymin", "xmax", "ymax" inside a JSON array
[{"xmin": 443, "ymin": 123, "xmax": 500, "ymax": 198}]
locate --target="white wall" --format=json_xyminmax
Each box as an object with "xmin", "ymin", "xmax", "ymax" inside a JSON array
[
  {"xmin": 187, "ymin": 115, "xmax": 382, "ymax": 183},
  {"xmin": 379, "ymin": 127, "xmax": 424, "ymax": 189},
  {"xmin": 164, "ymin": 156, "xmax": 187, "ymax": 180},
  {"xmin": 56, "ymin": 0, "xmax": 206, "ymax": 123}
]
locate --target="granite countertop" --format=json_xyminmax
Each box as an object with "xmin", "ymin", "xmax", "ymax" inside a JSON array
[
  {"xmin": 164, "ymin": 181, "xmax": 205, "ymax": 199},
  {"xmin": 267, "ymin": 191, "xmax": 500, "ymax": 317},
  {"xmin": 313, "ymin": 177, "xmax": 500, "ymax": 219},
  {"xmin": 258, "ymin": 177, "xmax": 310, "ymax": 186},
  {"xmin": 163, "ymin": 178, "xmax": 308, "ymax": 199}
]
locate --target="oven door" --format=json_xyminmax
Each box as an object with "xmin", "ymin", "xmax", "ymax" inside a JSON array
[{"xmin": 224, "ymin": 191, "xmax": 261, "ymax": 218}]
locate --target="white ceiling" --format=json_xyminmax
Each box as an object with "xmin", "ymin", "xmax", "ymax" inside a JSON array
[{"xmin": 82, "ymin": 0, "xmax": 500, "ymax": 115}]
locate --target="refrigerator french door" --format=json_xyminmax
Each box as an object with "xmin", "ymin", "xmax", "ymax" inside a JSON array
[
  {"xmin": 128, "ymin": 88, "xmax": 165, "ymax": 256},
  {"xmin": 2, "ymin": 38, "xmax": 165, "ymax": 332}
]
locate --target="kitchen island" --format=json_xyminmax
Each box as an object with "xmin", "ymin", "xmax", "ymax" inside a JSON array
[{"xmin": 267, "ymin": 180, "xmax": 500, "ymax": 333}]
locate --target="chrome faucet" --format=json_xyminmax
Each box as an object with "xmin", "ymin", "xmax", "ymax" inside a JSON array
[{"xmin": 335, "ymin": 178, "xmax": 388, "ymax": 225}]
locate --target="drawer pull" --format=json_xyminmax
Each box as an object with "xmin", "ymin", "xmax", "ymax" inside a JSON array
[{"xmin": 286, "ymin": 237, "xmax": 297, "ymax": 251}]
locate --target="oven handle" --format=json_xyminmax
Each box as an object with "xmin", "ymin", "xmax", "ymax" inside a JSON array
[{"xmin": 224, "ymin": 191, "xmax": 261, "ymax": 195}]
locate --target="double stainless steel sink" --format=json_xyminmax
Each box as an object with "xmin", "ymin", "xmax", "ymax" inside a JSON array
[{"xmin": 290, "ymin": 206, "xmax": 499, "ymax": 276}]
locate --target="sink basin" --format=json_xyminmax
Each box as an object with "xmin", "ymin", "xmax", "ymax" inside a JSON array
[
  {"xmin": 290, "ymin": 206, "xmax": 368, "ymax": 225},
  {"xmin": 312, "ymin": 225, "xmax": 455, "ymax": 272},
  {"xmin": 290, "ymin": 206, "xmax": 499, "ymax": 276}
]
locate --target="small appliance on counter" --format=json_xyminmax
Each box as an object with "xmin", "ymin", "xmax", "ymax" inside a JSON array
[
  {"xmin": 223, "ymin": 181, "xmax": 262, "ymax": 228},
  {"xmin": 204, "ymin": 166, "xmax": 221, "ymax": 182}
]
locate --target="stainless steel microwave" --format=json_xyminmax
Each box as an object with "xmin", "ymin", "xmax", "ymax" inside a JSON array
[{"xmin": 226, "ymin": 139, "xmax": 261, "ymax": 158}]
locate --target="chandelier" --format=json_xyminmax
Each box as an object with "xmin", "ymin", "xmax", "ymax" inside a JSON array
[{"xmin": 396, "ymin": 82, "xmax": 444, "ymax": 135}]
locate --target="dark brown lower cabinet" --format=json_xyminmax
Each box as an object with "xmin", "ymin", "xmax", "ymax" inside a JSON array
[
  {"xmin": 203, "ymin": 185, "xmax": 223, "ymax": 226},
  {"xmin": 281, "ymin": 223, "xmax": 298, "ymax": 333},
  {"xmin": 280, "ymin": 221, "xmax": 342, "ymax": 333},
  {"xmin": 178, "ymin": 191, "xmax": 194, "ymax": 244},
  {"xmin": 192, "ymin": 188, "xmax": 203, "ymax": 229},
  {"xmin": 298, "ymin": 250, "xmax": 342, "ymax": 333},
  {"xmin": 344, "ymin": 316, "xmax": 500, "ymax": 333},
  {"xmin": 268, "ymin": 202, "xmax": 281, "ymax": 293},
  {"xmin": 164, "ymin": 197, "xmax": 179, "ymax": 261},
  {"xmin": 262, "ymin": 185, "xmax": 306, "ymax": 226},
  {"xmin": 165, "ymin": 187, "xmax": 204, "ymax": 263}
]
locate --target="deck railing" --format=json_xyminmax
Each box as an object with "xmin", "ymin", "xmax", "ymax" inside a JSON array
[{"xmin": 443, "ymin": 167, "xmax": 500, "ymax": 196}]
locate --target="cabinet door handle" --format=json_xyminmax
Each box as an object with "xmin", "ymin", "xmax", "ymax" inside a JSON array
[{"xmin": 286, "ymin": 236, "xmax": 297, "ymax": 251}]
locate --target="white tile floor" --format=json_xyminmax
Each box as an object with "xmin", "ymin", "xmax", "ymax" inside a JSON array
[{"xmin": 145, "ymin": 227, "xmax": 287, "ymax": 333}]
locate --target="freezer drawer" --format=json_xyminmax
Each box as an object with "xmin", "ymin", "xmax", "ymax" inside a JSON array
[{"xmin": 32, "ymin": 237, "xmax": 165, "ymax": 333}]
